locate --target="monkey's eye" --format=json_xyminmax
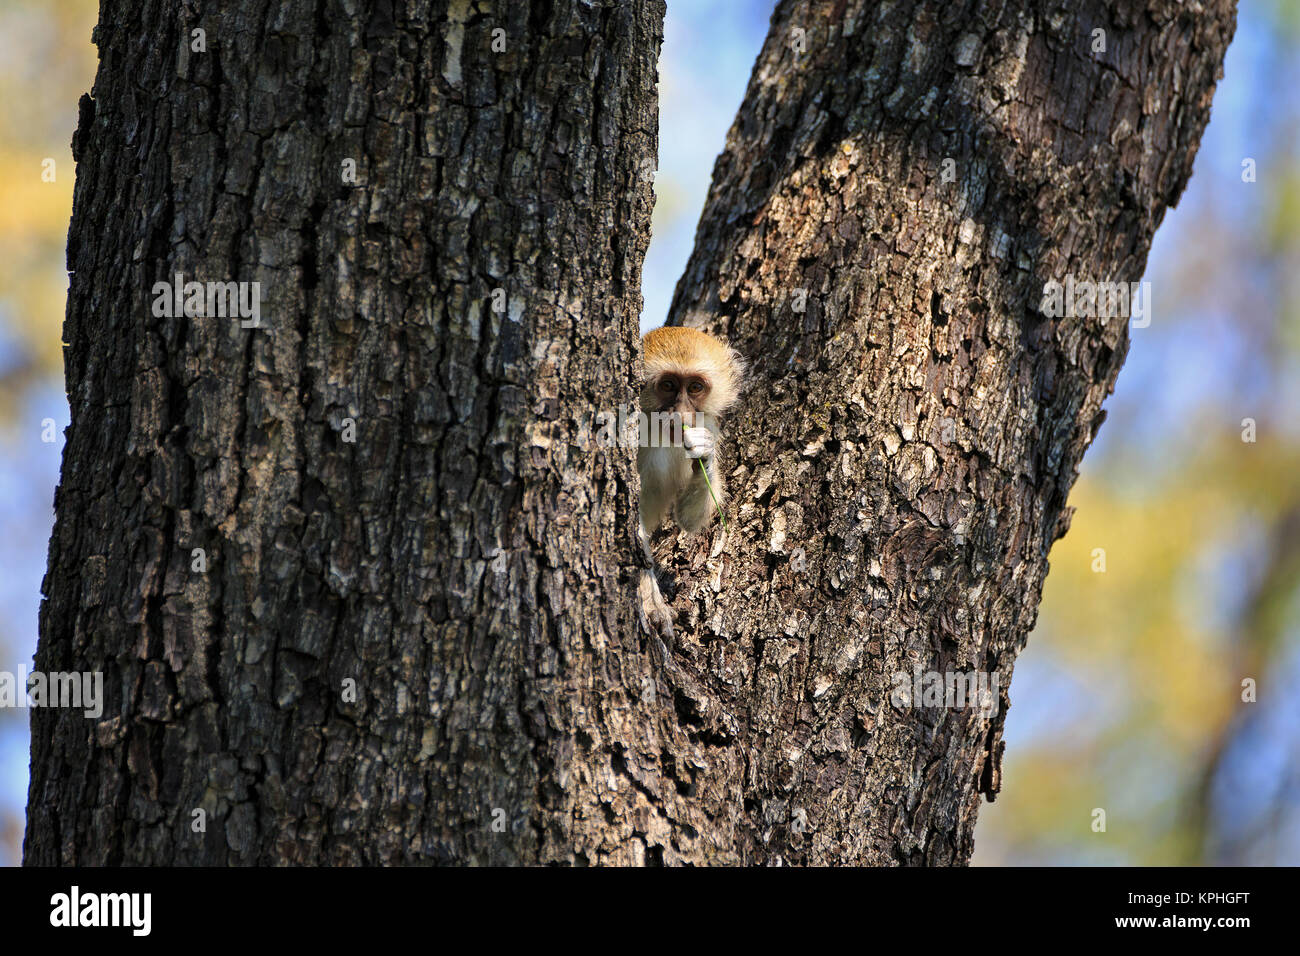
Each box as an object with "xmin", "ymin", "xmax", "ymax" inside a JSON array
[
  {"xmin": 658, "ymin": 378, "xmax": 678, "ymax": 394},
  {"xmin": 687, "ymin": 379, "xmax": 707, "ymax": 395}
]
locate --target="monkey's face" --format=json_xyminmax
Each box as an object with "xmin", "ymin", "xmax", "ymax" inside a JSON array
[{"xmin": 644, "ymin": 373, "xmax": 712, "ymax": 417}]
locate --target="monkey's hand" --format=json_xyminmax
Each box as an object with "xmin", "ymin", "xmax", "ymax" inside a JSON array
[{"xmin": 681, "ymin": 426, "xmax": 715, "ymax": 461}]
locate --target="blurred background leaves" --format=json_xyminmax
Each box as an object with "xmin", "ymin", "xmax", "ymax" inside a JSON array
[
  {"xmin": 0, "ymin": 0, "xmax": 1295, "ymax": 866},
  {"xmin": 0, "ymin": 0, "xmax": 97, "ymax": 866}
]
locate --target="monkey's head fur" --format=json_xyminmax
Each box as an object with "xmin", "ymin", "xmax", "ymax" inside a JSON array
[{"xmin": 640, "ymin": 326, "xmax": 745, "ymax": 417}]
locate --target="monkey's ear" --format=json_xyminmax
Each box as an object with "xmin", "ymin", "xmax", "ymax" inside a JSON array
[
  {"xmin": 724, "ymin": 344, "xmax": 748, "ymax": 396},
  {"xmin": 731, "ymin": 346, "xmax": 748, "ymax": 389}
]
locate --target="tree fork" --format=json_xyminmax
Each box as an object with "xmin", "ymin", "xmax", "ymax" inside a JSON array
[{"xmin": 26, "ymin": 0, "xmax": 1235, "ymax": 866}]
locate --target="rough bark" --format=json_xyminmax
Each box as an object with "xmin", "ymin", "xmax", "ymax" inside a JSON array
[
  {"xmin": 25, "ymin": 0, "xmax": 1235, "ymax": 867},
  {"xmin": 654, "ymin": 0, "xmax": 1236, "ymax": 864},
  {"xmin": 26, "ymin": 0, "xmax": 663, "ymax": 865}
]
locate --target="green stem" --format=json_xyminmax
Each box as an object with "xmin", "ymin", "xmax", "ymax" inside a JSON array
[{"xmin": 697, "ymin": 458, "xmax": 728, "ymax": 532}]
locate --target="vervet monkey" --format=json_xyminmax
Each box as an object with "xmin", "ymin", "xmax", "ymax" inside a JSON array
[
  {"xmin": 638, "ymin": 325, "xmax": 744, "ymax": 533},
  {"xmin": 636, "ymin": 325, "xmax": 744, "ymax": 638}
]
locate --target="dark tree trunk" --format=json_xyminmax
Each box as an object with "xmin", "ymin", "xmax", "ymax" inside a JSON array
[
  {"xmin": 26, "ymin": 0, "xmax": 1234, "ymax": 866},
  {"xmin": 26, "ymin": 0, "xmax": 663, "ymax": 865}
]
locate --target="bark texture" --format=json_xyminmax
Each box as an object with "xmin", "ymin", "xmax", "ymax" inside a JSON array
[
  {"xmin": 27, "ymin": 0, "xmax": 663, "ymax": 864},
  {"xmin": 653, "ymin": 0, "xmax": 1236, "ymax": 864},
  {"xmin": 25, "ymin": 0, "xmax": 1235, "ymax": 867}
]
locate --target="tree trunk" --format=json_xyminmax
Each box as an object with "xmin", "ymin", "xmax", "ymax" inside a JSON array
[
  {"xmin": 657, "ymin": 0, "xmax": 1236, "ymax": 864},
  {"xmin": 26, "ymin": 0, "xmax": 1234, "ymax": 866},
  {"xmin": 26, "ymin": 0, "xmax": 664, "ymax": 865}
]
